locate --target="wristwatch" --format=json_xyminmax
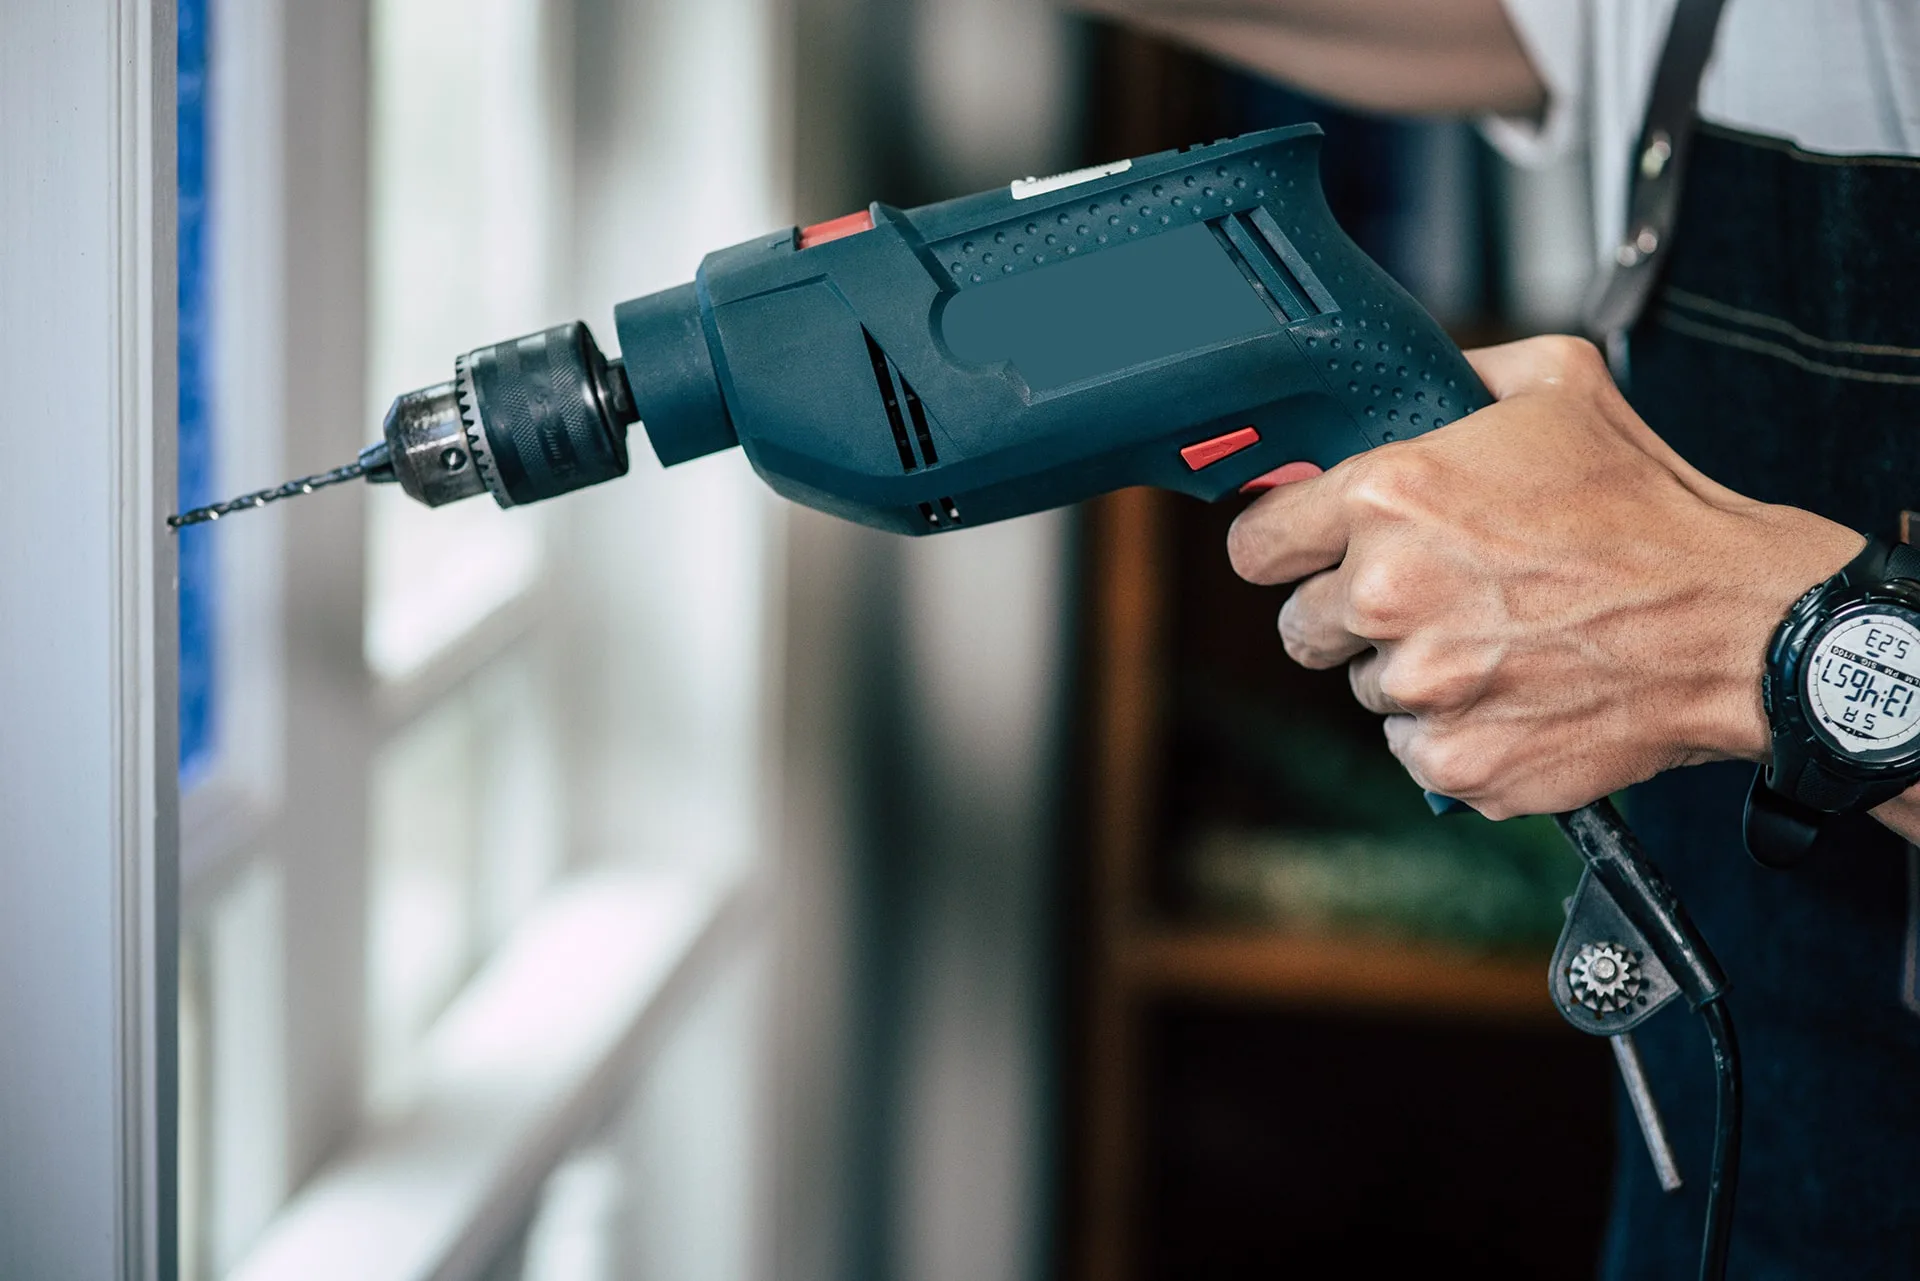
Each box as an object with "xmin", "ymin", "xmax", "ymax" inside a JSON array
[{"xmin": 1746, "ymin": 536, "xmax": 1920, "ymax": 866}]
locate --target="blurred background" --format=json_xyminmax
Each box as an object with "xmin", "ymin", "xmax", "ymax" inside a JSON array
[{"xmin": 173, "ymin": 1, "xmax": 1608, "ymax": 1279}]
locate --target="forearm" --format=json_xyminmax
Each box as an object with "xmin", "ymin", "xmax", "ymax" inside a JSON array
[{"xmin": 1066, "ymin": 0, "xmax": 1545, "ymax": 116}]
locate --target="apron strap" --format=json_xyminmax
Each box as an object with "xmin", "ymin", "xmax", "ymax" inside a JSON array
[{"xmin": 1585, "ymin": 0, "xmax": 1733, "ymax": 354}]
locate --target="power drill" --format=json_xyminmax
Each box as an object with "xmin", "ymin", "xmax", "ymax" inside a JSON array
[
  {"xmin": 173, "ymin": 125, "xmax": 1480, "ymax": 529},
  {"xmin": 173, "ymin": 124, "xmax": 1742, "ymax": 1279}
]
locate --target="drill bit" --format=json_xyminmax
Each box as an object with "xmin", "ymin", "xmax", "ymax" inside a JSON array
[{"xmin": 167, "ymin": 442, "xmax": 392, "ymax": 530}]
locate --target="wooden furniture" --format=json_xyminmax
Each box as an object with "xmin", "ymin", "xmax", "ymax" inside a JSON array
[{"xmin": 1068, "ymin": 485, "xmax": 1617, "ymax": 1281}]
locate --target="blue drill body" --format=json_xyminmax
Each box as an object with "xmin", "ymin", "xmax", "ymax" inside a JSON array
[
  {"xmin": 603, "ymin": 124, "xmax": 1490, "ymax": 534},
  {"xmin": 176, "ymin": 125, "xmax": 1494, "ymax": 539}
]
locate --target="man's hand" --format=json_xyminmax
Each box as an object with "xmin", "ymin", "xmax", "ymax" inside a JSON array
[{"xmin": 1226, "ymin": 335, "xmax": 1864, "ymax": 819}]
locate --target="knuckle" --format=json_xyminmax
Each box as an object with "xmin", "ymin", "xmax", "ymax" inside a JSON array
[
  {"xmin": 1540, "ymin": 333, "xmax": 1607, "ymax": 385},
  {"xmin": 1346, "ymin": 450, "xmax": 1441, "ymax": 519},
  {"xmin": 1345, "ymin": 561, "xmax": 1407, "ymax": 633},
  {"xmin": 1376, "ymin": 663, "xmax": 1434, "ymax": 712},
  {"xmin": 1378, "ymin": 650, "xmax": 1476, "ymax": 713},
  {"xmin": 1417, "ymin": 735, "xmax": 1495, "ymax": 798},
  {"xmin": 1476, "ymin": 796, "xmax": 1521, "ymax": 822}
]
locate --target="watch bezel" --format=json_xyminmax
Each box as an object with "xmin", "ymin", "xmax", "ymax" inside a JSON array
[{"xmin": 1768, "ymin": 579, "xmax": 1920, "ymax": 782}]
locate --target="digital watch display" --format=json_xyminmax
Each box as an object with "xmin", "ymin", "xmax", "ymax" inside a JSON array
[{"xmin": 1802, "ymin": 610, "xmax": 1920, "ymax": 760}]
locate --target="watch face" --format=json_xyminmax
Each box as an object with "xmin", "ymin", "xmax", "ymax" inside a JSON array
[{"xmin": 1804, "ymin": 610, "xmax": 1920, "ymax": 760}]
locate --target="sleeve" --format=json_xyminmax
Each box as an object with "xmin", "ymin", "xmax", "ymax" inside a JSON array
[{"xmin": 1480, "ymin": 0, "xmax": 1588, "ymax": 168}]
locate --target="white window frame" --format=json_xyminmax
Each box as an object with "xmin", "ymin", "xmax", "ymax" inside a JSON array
[
  {"xmin": 169, "ymin": 0, "xmax": 786, "ymax": 1277},
  {"xmin": 0, "ymin": 3, "xmax": 177, "ymax": 1279}
]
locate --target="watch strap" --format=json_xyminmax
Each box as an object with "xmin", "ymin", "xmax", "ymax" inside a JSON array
[
  {"xmin": 1764, "ymin": 753, "xmax": 1913, "ymax": 817},
  {"xmin": 1743, "ymin": 770, "xmax": 1825, "ymax": 869},
  {"xmin": 1852, "ymin": 537, "xmax": 1920, "ymax": 584},
  {"xmin": 1747, "ymin": 762, "xmax": 1912, "ymax": 869}
]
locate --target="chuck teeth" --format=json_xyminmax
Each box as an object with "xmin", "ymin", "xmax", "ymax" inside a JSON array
[{"xmin": 455, "ymin": 352, "xmax": 512, "ymax": 507}]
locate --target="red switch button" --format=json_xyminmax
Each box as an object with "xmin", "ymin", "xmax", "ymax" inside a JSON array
[
  {"xmin": 799, "ymin": 209, "xmax": 875, "ymax": 249},
  {"xmin": 1180, "ymin": 426, "xmax": 1261, "ymax": 470}
]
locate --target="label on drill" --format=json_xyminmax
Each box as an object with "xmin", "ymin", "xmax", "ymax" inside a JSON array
[{"xmin": 1009, "ymin": 159, "xmax": 1132, "ymax": 201}]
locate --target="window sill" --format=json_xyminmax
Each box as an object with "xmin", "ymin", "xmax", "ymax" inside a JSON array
[
  {"xmin": 228, "ymin": 863, "xmax": 761, "ymax": 1281},
  {"xmin": 180, "ymin": 776, "xmax": 278, "ymax": 907},
  {"xmin": 373, "ymin": 579, "xmax": 549, "ymax": 735}
]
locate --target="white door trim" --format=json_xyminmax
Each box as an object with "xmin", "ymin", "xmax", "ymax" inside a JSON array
[{"xmin": 0, "ymin": 1, "xmax": 179, "ymax": 1277}]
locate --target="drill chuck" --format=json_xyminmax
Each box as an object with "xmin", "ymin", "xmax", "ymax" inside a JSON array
[
  {"xmin": 377, "ymin": 320, "xmax": 638, "ymax": 509},
  {"xmin": 375, "ymin": 379, "xmax": 484, "ymax": 505}
]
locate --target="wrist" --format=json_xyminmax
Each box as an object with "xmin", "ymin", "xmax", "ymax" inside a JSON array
[
  {"xmin": 1688, "ymin": 505, "xmax": 1865, "ymax": 766},
  {"xmin": 1872, "ymin": 781, "xmax": 1920, "ymax": 844}
]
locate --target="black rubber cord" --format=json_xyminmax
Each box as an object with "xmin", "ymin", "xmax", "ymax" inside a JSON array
[
  {"xmin": 1555, "ymin": 801, "xmax": 1741, "ymax": 1280},
  {"xmin": 1697, "ymin": 998, "xmax": 1742, "ymax": 1281}
]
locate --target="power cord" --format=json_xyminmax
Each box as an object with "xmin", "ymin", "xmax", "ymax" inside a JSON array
[
  {"xmin": 1555, "ymin": 801, "xmax": 1740, "ymax": 1281},
  {"xmin": 1697, "ymin": 998, "xmax": 1742, "ymax": 1281}
]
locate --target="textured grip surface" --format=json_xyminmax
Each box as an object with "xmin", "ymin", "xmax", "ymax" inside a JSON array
[
  {"xmin": 920, "ymin": 128, "xmax": 1492, "ymax": 456},
  {"xmin": 466, "ymin": 322, "xmax": 631, "ymax": 507}
]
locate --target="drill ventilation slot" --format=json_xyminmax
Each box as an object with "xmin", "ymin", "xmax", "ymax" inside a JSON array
[
  {"xmin": 863, "ymin": 327, "xmax": 939, "ymax": 472},
  {"xmin": 917, "ymin": 497, "xmax": 962, "ymax": 528},
  {"xmin": 864, "ymin": 328, "xmax": 918, "ymax": 472},
  {"xmin": 903, "ymin": 378, "xmax": 938, "ymax": 465},
  {"xmin": 1209, "ymin": 210, "xmax": 1333, "ymax": 324}
]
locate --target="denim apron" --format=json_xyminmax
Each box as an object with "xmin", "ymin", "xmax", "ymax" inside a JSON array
[{"xmin": 1605, "ymin": 121, "xmax": 1920, "ymax": 1278}]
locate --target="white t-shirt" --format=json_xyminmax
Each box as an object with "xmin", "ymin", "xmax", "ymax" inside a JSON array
[{"xmin": 1487, "ymin": 0, "xmax": 1920, "ymax": 266}]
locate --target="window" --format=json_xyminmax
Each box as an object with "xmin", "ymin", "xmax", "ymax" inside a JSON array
[
  {"xmin": 174, "ymin": 1, "xmax": 785, "ymax": 1276},
  {"xmin": 361, "ymin": 0, "xmax": 556, "ymax": 683},
  {"xmin": 178, "ymin": 0, "xmax": 217, "ymax": 784}
]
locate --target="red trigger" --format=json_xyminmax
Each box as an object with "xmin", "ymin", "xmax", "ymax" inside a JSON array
[{"xmin": 1240, "ymin": 461, "xmax": 1324, "ymax": 493}]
